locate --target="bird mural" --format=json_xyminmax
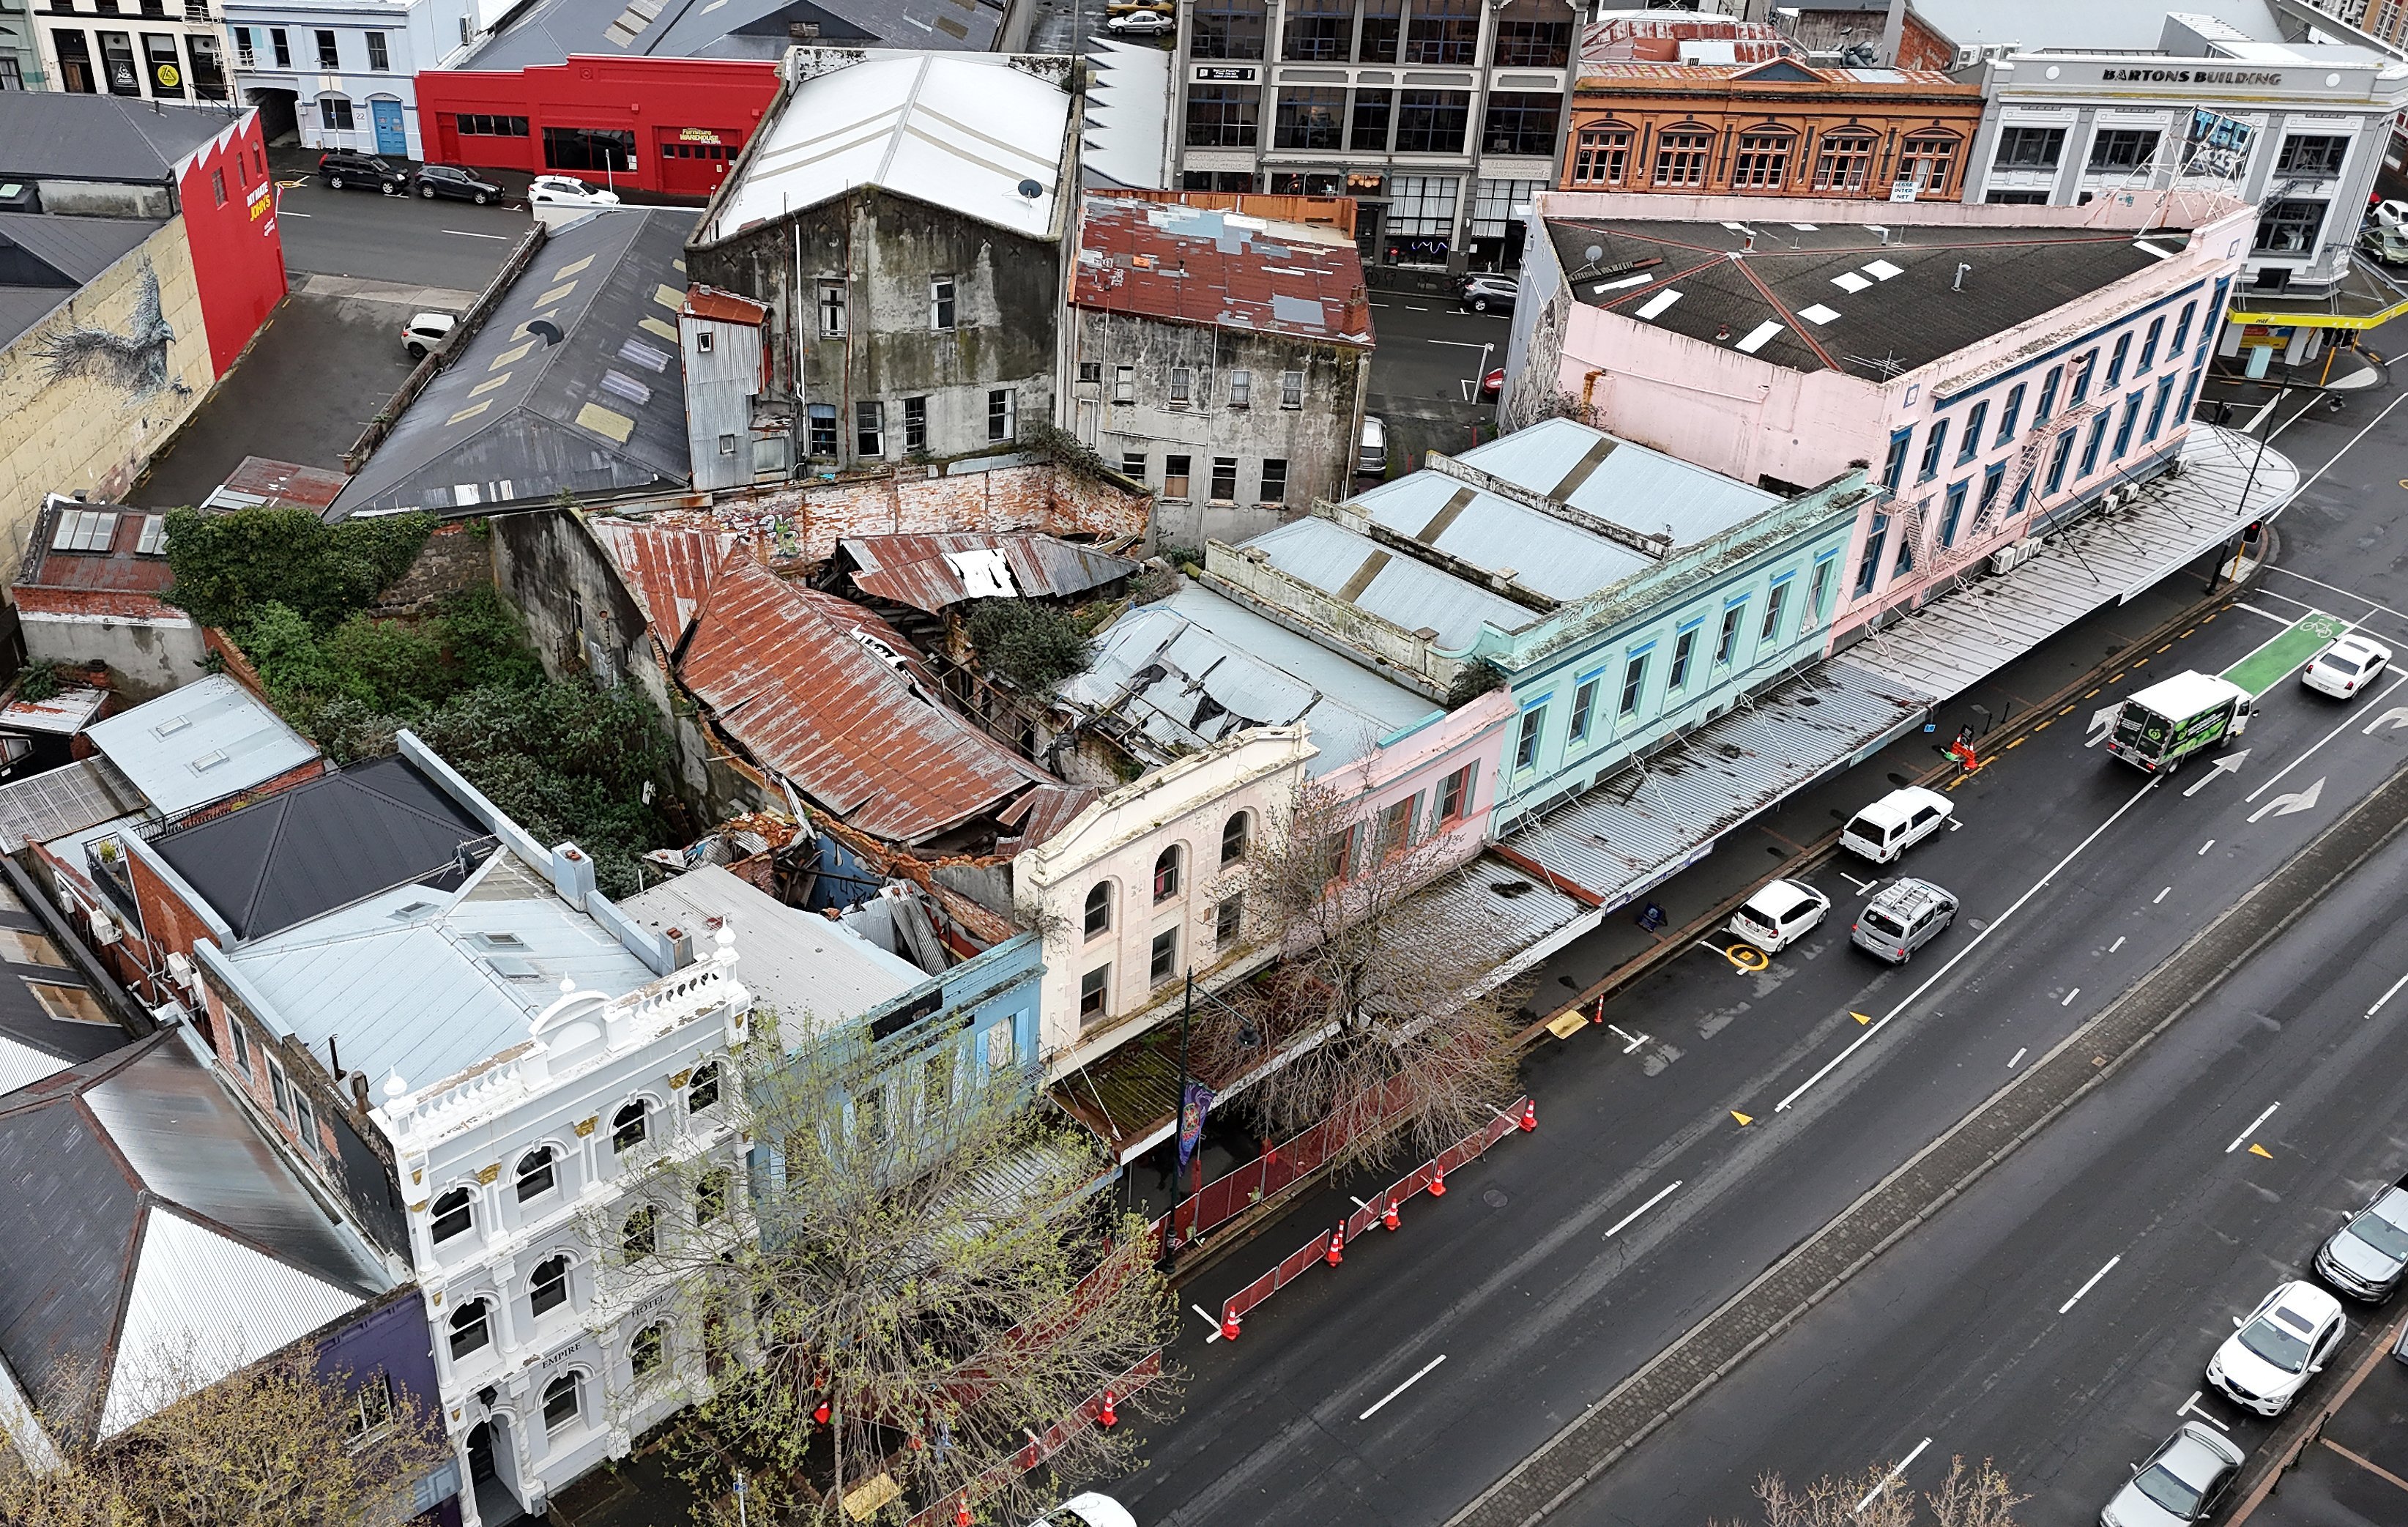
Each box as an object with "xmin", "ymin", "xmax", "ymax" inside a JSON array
[{"xmin": 37, "ymin": 260, "xmax": 185, "ymax": 398}]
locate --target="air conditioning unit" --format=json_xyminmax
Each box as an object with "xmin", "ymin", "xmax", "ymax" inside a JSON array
[
  {"xmin": 2164, "ymin": 456, "xmax": 2188, "ymax": 478},
  {"xmin": 166, "ymin": 950, "xmax": 197, "ymax": 989},
  {"xmin": 1988, "ymin": 540, "xmax": 2037, "ymax": 576},
  {"xmin": 89, "ymin": 911, "xmax": 120, "ymax": 945}
]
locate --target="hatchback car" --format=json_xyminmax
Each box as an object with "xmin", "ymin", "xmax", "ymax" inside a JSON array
[
  {"xmin": 1840, "ymin": 785, "xmax": 1954, "ymax": 864},
  {"xmin": 2316, "ymin": 1175, "xmax": 2408, "ymax": 1300},
  {"xmin": 401, "ymin": 311, "xmax": 456, "ymax": 362},
  {"xmin": 414, "ymin": 164, "xmax": 502, "ymax": 204},
  {"xmin": 1851, "ymin": 877, "xmax": 1957, "ymax": 965},
  {"xmin": 1357, "ymin": 414, "xmax": 1388, "ymax": 477},
  {"xmin": 529, "ymin": 174, "xmax": 621, "ymax": 207},
  {"xmin": 1104, "ymin": 9, "xmax": 1174, "ymax": 31},
  {"xmin": 1460, "ymin": 272, "xmax": 1517, "ymax": 313},
  {"xmin": 1028, "ymin": 1496, "xmax": 1136, "ymax": 1527},
  {"xmin": 2099, "ymin": 1422, "xmax": 2245, "ymax": 1527},
  {"xmin": 317, "ymin": 149, "xmax": 409, "ymax": 195},
  {"xmin": 2301, "ymin": 633, "xmax": 2393, "ymax": 699},
  {"xmin": 2207, "ymin": 1280, "xmax": 2345, "ymax": 1416},
  {"xmin": 1731, "ymin": 878, "xmax": 1831, "ymax": 955}
]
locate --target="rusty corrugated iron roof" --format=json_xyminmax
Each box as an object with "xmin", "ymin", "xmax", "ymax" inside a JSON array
[
  {"xmin": 841, "ymin": 532, "xmax": 1140, "ymax": 614},
  {"xmin": 589, "ymin": 517, "xmax": 740, "ymax": 639},
  {"xmin": 683, "ymin": 285, "xmax": 766, "ymax": 325},
  {"xmin": 996, "ymin": 784, "xmax": 1100, "ymax": 852},
  {"xmin": 1073, "ymin": 195, "xmax": 1373, "ymax": 346},
  {"xmin": 677, "ymin": 555, "xmax": 1059, "ymax": 845},
  {"xmin": 14, "ymin": 497, "xmax": 173, "ymax": 599},
  {"xmin": 211, "ymin": 457, "xmax": 346, "ymax": 511}
]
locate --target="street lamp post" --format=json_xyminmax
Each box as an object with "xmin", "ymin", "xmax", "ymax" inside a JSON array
[{"xmin": 2212, "ymin": 385, "xmax": 2287, "ymax": 592}]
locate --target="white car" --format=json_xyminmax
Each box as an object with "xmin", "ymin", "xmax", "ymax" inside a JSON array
[
  {"xmin": 528, "ymin": 174, "xmax": 622, "ymax": 208},
  {"xmin": 402, "ymin": 311, "xmax": 456, "ymax": 361},
  {"xmin": 1030, "ymin": 1495, "xmax": 1136, "ymax": 1527},
  {"xmin": 1730, "ymin": 878, "xmax": 1830, "ymax": 954},
  {"xmin": 2301, "ymin": 633, "xmax": 2392, "ymax": 699},
  {"xmin": 1104, "ymin": 9, "xmax": 1173, "ymax": 31},
  {"xmin": 2099, "ymin": 1422, "xmax": 2245, "ymax": 1527},
  {"xmin": 2205, "ymin": 1279, "xmax": 2345, "ymax": 1416},
  {"xmin": 1839, "ymin": 785, "xmax": 1954, "ymax": 864}
]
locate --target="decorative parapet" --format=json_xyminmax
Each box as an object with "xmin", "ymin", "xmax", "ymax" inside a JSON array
[{"xmin": 1201, "ymin": 539, "xmax": 1468, "ymax": 698}]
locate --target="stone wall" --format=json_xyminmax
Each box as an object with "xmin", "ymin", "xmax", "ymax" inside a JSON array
[{"xmin": 365, "ymin": 522, "xmax": 495, "ymax": 617}]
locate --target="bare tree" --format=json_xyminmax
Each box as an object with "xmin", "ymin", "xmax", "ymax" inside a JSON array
[
  {"xmin": 639, "ymin": 1019, "xmax": 1177, "ymax": 1526},
  {"xmin": 1196, "ymin": 776, "xmax": 1523, "ymax": 1175},
  {"xmin": 0, "ymin": 1346, "xmax": 447, "ymax": 1526},
  {"xmin": 1712, "ymin": 1459, "xmax": 2026, "ymax": 1527}
]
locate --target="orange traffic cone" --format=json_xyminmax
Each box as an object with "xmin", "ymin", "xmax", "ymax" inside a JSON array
[
  {"xmin": 1325, "ymin": 1225, "xmax": 1345, "ymax": 1266},
  {"xmin": 1220, "ymin": 1309, "xmax": 1241, "ymax": 1341},
  {"xmin": 956, "ymin": 1501, "xmax": 973, "ymax": 1527},
  {"xmin": 1382, "ymin": 1197, "xmax": 1400, "ymax": 1231},
  {"xmin": 1428, "ymin": 1167, "xmax": 1447, "ymax": 1197},
  {"xmin": 1519, "ymin": 1099, "xmax": 1536, "ymax": 1132},
  {"xmin": 1098, "ymin": 1390, "xmax": 1118, "ymax": 1428}
]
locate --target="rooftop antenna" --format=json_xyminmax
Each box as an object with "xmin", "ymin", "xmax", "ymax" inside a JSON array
[
  {"xmin": 1843, "ymin": 351, "xmax": 1910, "ymax": 380},
  {"xmin": 1952, "ymin": 261, "xmax": 1970, "ymax": 291},
  {"xmin": 1569, "ymin": 242, "xmax": 1606, "ymax": 279}
]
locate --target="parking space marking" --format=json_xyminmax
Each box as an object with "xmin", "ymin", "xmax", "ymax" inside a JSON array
[
  {"xmin": 2177, "ymin": 1389, "xmax": 2232, "ymax": 1430},
  {"xmin": 445, "ymin": 229, "xmax": 510, "ymax": 239},
  {"xmin": 2062, "ymin": 989, "xmax": 2081, "ymax": 1006},
  {"xmin": 2008, "ymin": 1047, "xmax": 2027, "ymax": 1069}
]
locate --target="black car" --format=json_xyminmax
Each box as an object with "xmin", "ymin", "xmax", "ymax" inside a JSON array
[
  {"xmin": 414, "ymin": 164, "xmax": 503, "ymax": 205},
  {"xmin": 317, "ymin": 149, "xmax": 409, "ymax": 195}
]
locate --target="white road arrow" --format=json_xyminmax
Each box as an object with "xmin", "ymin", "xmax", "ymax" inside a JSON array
[
  {"xmin": 2086, "ymin": 703, "xmax": 2120, "ymax": 748},
  {"xmin": 2248, "ymin": 775, "xmax": 2324, "ymax": 823},
  {"xmin": 2364, "ymin": 706, "xmax": 2408, "ymax": 736},
  {"xmin": 2182, "ymin": 749, "xmax": 2250, "ymax": 797}
]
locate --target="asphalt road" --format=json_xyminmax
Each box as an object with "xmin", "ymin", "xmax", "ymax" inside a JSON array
[
  {"xmin": 1362, "ymin": 298, "xmax": 1511, "ymax": 478},
  {"xmin": 272, "ymin": 172, "xmax": 528, "ymax": 290},
  {"xmin": 1113, "ymin": 361, "xmax": 2408, "ymax": 1527}
]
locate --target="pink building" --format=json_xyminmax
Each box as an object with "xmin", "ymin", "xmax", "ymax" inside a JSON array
[{"xmin": 1502, "ymin": 189, "xmax": 2256, "ymax": 647}]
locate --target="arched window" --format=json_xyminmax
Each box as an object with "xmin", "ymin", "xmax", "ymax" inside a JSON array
[
  {"xmin": 1813, "ymin": 130, "xmax": 1877, "ymax": 193},
  {"xmin": 696, "ymin": 1169, "xmax": 730, "ymax": 1227},
  {"xmin": 1153, "ymin": 845, "xmax": 1182, "ymax": 902},
  {"xmin": 1652, "ymin": 125, "xmax": 1714, "ymax": 187},
  {"xmin": 631, "ymin": 1322, "xmax": 668, "ymax": 1381},
  {"xmin": 431, "ymin": 1186, "xmax": 473, "ymax": 1244},
  {"xmin": 541, "ymin": 1371, "xmax": 581, "ymax": 1433},
  {"xmin": 529, "ymin": 1254, "xmax": 571, "ymax": 1318},
  {"xmin": 1082, "ymin": 883, "xmax": 1112, "ymax": 940},
  {"xmin": 622, "ymin": 1205, "xmax": 657, "ymax": 1261},
  {"xmin": 1732, "ymin": 126, "xmax": 1796, "ymax": 188},
  {"xmin": 1221, "ymin": 811, "xmax": 1251, "ymax": 865},
  {"xmin": 1571, "ymin": 124, "xmax": 1632, "ymax": 186},
  {"xmin": 686, "ymin": 1062, "xmax": 721, "ymax": 1115},
  {"xmin": 612, "ymin": 1099, "xmax": 650, "ymax": 1153},
  {"xmin": 515, "ymin": 1146, "xmax": 557, "ymax": 1202},
  {"xmin": 447, "ymin": 1298, "xmax": 491, "ymax": 1359}
]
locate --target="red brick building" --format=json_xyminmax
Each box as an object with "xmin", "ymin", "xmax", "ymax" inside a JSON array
[{"xmin": 412, "ymin": 56, "xmax": 781, "ymax": 199}]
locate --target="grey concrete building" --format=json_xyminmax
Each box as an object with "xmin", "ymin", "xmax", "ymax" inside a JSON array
[
  {"xmin": 1069, "ymin": 193, "xmax": 1372, "ymax": 546},
  {"xmin": 685, "ymin": 48, "xmax": 1082, "ymax": 478}
]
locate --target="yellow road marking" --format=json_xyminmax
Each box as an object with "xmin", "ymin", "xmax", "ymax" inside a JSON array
[
  {"xmin": 2248, "ymin": 1143, "xmax": 2273, "ymax": 1159},
  {"xmin": 1723, "ymin": 943, "xmax": 1769, "ymax": 973},
  {"xmin": 1850, "ymin": 1011, "xmax": 1873, "ymax": 1025},
  {"xmin": 1731, "ymin": 1110, "xmax": 1754, "ymax": 1126},
  {"xmin": 2007, "ymin": 737, "xmax": 2026, "ymax": 748}
]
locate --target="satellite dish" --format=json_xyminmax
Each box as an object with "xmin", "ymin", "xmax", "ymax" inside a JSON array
[
  {"xmin": 1584, "ymin": 245, "xmax": 1604, "ymax": 264},
  {"xmin": 1017, "ymin": 178, "xmax": 1044, "ymax": 199}
]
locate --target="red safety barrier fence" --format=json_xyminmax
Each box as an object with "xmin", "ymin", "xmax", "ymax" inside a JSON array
[
  {"xmin": 1216, "ymin": 1096, "xmax": 1531, "ymax": 1338},
  {"xmin": 900, "ymin": 1350, "xmax": 1164, "ymax": 1527},
  {"xmin": 1153, "ymin": 1076, "xmax": 1424, "ymax": 1257}
]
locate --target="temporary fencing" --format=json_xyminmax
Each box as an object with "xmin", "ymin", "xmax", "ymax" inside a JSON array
[
  {"xmin": 1212, "ymin": 1096, "xmax": 1531, "ymax": 1340},
  {"xmin": 899, "ymin": 1350, "xmax": 1164, "ymax": 1527}
]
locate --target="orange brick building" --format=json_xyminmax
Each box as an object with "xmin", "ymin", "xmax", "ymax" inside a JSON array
[{"xmin": 1560, "ymin": 18, "xmax": 1983, "ymax": 201}]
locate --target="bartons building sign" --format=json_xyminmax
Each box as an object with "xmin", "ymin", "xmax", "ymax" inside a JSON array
[{"xmin": 2097, "ymin": 67, "xmax": 2290, "ymax": 86}]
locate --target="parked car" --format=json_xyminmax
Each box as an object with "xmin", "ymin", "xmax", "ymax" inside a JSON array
[
  {"xmin": 529, "ymin": 174, "xmax": 622, "ymax": 208},
  {"xmin": 2206, "ymin": 1280, "xmax": 2345, "ymax": 1416},
  {"xmin": 2315, "ymin": 1175, "xmax": 2408, "ymax": 1300},
  {"xmin": 1730, "ymin": 878, "xmax": 1831, "ymax": 955},
  {"xmin": 1480, "ymin": 367, "xmax": 1504, "ymax": 398},
  {"xmin": 1840, "ymin": 785, "xmax": 1954, "ymax": 863},
  {"xmin": 1357, "ymin": 415, "xmax": 1388, "ymax": 477},
  {"xmin": 1460, "ymin": 272, "xmax": 1517, "ymax": 314},
  {"xmin": 402, "ymin": 312, "xmax": 456, "ymax": 362},
  {"xmin": 2301, "ymin": 633, "xmax": 2393, "ymax": 699},
  {"xmin": 1851, "ymin": 877, "xmax": 1957, "ymax": 965},
  {"xmin": 413, "ymin": 163, "xmax": 502, "ymax": 204},
  {"xmin": 1104, "ymin": 9, "xmax": 1174, "ymax": 31},
  {"xmin": 1028, "ymin": 1496, "xmax": 1137, "ymax": 1527},
  {"xmin": 317, "ymin": 149, "xmax": 409, "ymax": 196},
  {"xmin": 2098, "ymin": 1422, "xmax": 2245, "ymax": 1527}
]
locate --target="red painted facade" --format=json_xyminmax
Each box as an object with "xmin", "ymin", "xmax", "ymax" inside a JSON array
[
  {"xmin": 413, "ymin": 56, "xmax": 781, "ymax": 199},
  {"xmin": 173, "ymin": 110, "xmax": 288, "ymax": 378}
]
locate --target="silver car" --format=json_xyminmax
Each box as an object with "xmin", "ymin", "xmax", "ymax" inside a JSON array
[
  {"xmin": 2315, "ymin": 1175, "xmax": 2408, "ymax": 1300},
  {"xmin": 1851, "ymin": 877, "xmax": 1957, "ymax": 964},
  {"xmin": 2099, "ymin": 1422, "xmax": 2244, "ymax": 1527}
]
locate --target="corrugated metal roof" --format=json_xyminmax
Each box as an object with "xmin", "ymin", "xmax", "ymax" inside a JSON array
[
  {"xmin": 0, "ymin": 687, "xmax": 109, "ymax": 738},
  {"xmin": 707, "ymin": 54, "xmax": 1071, "ymax": 244},
  {"xmin": 590, "ymin": 516, "xmax": 740, "ymax": 639},
  {"xmin": 0, "ymin": 757, "xmax": 147, "ymax": 852},
  {"xmin": 206, "ymin": 456, "xmax": 347, "ymax": 512},
  {"xmin": 1064, "ymin": 587, "xmax": 1438, "ymax": 773},
  {"xmin": 995, "ymin": 783, "xmax": 1102, "ymax": 851},
  {"xmin": 1244, "ymin": 516, "xmax": 1536, "ymax": 649},
  {"xmin": 620, "ymin": 864, "xmax": 920, "ymax": 1038},
  {"xmin": 0, "ymin": 215, "xmax": 161, "ymax": 350},
  {"xmin": 677, "ymin": 556, "xmax": 1056, "ymax": 843},
  {"xmin": 0, "ymin": 91, "xmax": 231, "ymax": 182},
  {"xmin": 1500, "ymin": 657, "xmax": 1929, "ymax": 907},
  {"xmin": 843, "ymin": 532, "xmax": 1138, "ymax": 613},
  {"xmin": 467, "ymin": 0, "xmax": 999, "ymax": 70},
  {"xmin": 14, "ymin": 497, "xmax": 174, "ymax": 598},
  {"xmin": 83, "ymin": 675, "xmax": 319, "ymax": 818},
  {"xmin": 228, "ymin": 854, "xmax": 661, "ymax": 1093},
  {"xmin": 1454, "ymin": 416, "xmax": 1780, "ymax": 548},
  {"xmin": 1071, "ymin": 195, "xmax": 1372, "ymax": 344}
]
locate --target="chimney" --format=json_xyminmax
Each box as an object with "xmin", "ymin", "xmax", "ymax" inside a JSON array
[
  {"xmin": 665, "ymin": 924, "xmax": 696, "ymax": 970},
  {"xmin": 549, "ymin": 842, "xmax": 598, "ymax": 909},
  {"xmin": 351, "ymin": 1071, "xmax": 371, "ymax": 1112}
]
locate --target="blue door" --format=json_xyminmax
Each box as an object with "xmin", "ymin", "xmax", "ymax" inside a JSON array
[{"xmin": 371, "ymin": 99, "xmax": 406, "ymax": 157}]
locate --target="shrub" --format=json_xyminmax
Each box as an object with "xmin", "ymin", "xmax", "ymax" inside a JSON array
[
  {"xmin": 162, "ymin": 507, "xmax": 435, "ymax": 631},
  {"xmin": 965, "ymin": 599, "xmax": 1093, "ymax": 693}
]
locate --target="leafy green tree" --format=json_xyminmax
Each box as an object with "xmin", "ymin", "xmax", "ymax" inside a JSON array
[
  {"xmin": 965, "ymin": 601, "xmax": 1093, "ymax": 694},
  {"xmin": 161, "ymin": 508, "xmax": 434, "ymax": 630}
]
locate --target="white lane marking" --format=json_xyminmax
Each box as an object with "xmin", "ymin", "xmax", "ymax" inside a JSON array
[
  {"xmin": 2062, "ymin": 989, "xmax": 2081, "ymax": 1006},
  {"xmin": 2233, "ymin": 601, "xmax": 2295, "ymax": 627},
  {"xmin": 2273, "ymin": 385, "xmax": 2408, "ymax": 518},
  {"xmin": 2177, "ymin": 1389, "xmax": 2232, "ymax": 1430},
  {"xmin": 1427, "ymin": 338, "xmax": 1488, "ymax": 347},
  {"xmin": 1194, "ymin": 1303, "xmax": 1224, "ymax": 1342},
  {"xmin": 2246, "ymin": 672, "xmax": 2408, "ymax": 803},
  {"xmin": 2110, "ymin": 936, "xmax": 2126, "ymax": 952},
  {"xmin": 1854, "ymin": 1438, "xmax": 1934, "ymax": 1515},
  {"xmin": 2247, "ymin": 776, "xmax": 2324, "ymax": 823},
  {"xmin": 2059, "ymin": 1255, "xmax": 2122, "ymax": 1314},
  {"xmin": 1602, "ymin": 1181, "xmax": 1683, "ymax": 1238},
  {"xmin": 1359, "ymin": 1353, "xmax": 1447, "ymax": 1421},
  {"xmin": 2008, "ymin": 1047, "xmax": 2027, "ymax": 1069},
  {"xmin": 2198, "ymin": 839, "xmax": 2216, "ymax": 855},
  {"xmin": 2366, "ymin": 705, "xmax": 2408, "ymax": 735},
  {"xmin": 2184, "ymin": 750, "xmax": 2251, "ymax": 796},
  {"xmin": 1605, "ymin": 1022, "xmax": 1649, "ymax": 1054},
  {"xmin": 1370, "ymin": 302, "xmax": 1393, "ymax": 308},
  {"xmin": 1775, "ymin": 778, "xmax": 2160, "ymax": 1112},
  {"xmin": 2264, "ymin": 565, "xmax": 2408, "ymax": 626},
  {"xmin": 2226, "ymin": 1101, "xmax": 2280, "ymax": 1153},
  {"xmin": 280, "ymin": 210, "xmax": 313, "ymax": 217},
  {"xmin": 2155, "ymin": 886, "xmax": 2171, "ymax": 904},
  {"xmin": 2368, "ymin": 968, "xmax": 2408, "ymax": 1019},
  {"xmin": 444, "ymin": 229, "xmax": 510, "ymax": 239}
]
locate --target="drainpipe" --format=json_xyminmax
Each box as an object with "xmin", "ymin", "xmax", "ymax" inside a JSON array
[{"xmin": 1580, "ymin": 367, "xmax": 1602, "ymax": 419}]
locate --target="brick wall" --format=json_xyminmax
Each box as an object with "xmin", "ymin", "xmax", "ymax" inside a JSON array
[
  {"xmin": 723, "ymin": 462, "xmax": 1151, "ymax": 565},
  {"xmin": 365, "ymin": 522, "xmax": 494, "ymax": 618}
]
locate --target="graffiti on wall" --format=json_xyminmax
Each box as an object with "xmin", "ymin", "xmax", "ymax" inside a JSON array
[{"xmin": 37, "ymin": 261, "xmax": 186, "ymax": 399}]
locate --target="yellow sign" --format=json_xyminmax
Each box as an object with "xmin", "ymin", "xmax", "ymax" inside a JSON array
[
  {"xmin": 1723, "ymin": 943, "xmax": 1768, "ymax": 972},
  {"xmin": 1545, "ymin": 1012, "xmax": 1588, "ymax": 1040},
  {"xmin": 2226, "ymin": 297, "xmax": 2408, "ymax": 332},
  {"xmin": 677, "ymin": 127, "xmax": 724, "ymax": 144},
  {"xmin": 156, "ymin": 63, "xmax": 180, "ymax": 88},
  {"xmin": 841, "ymin": 1474, "xmax": 902, "ymax": 1520}
]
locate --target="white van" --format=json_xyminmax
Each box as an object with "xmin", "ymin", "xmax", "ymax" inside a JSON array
[{"xmin": 1840, "ymin": 785, "xmax": 1953, "ymax": 864}]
